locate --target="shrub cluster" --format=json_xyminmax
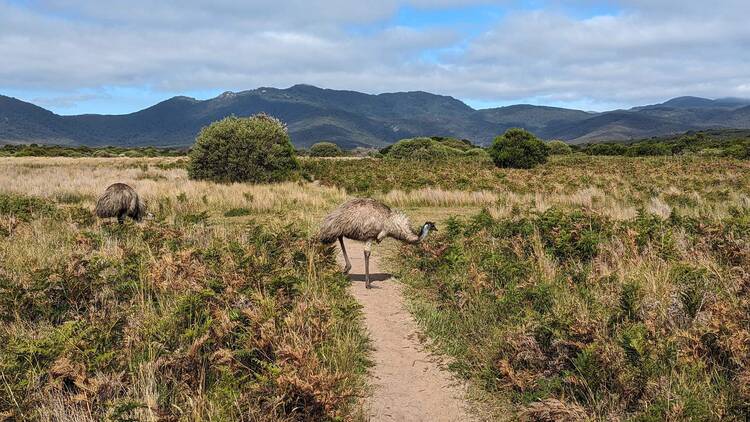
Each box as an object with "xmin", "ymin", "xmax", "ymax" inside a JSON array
[
  {"xmin": 488, "ymin": 128, "xmax": 550, "ymax": 168},
  {"xmin": 0, "ymin": 144, "xmax": 184, "ymax": 157},
  {"xmin": 308, "ymin": 141, "xmax": 343, "ymax": 157},
  {"xmin": 397, "ymin": 208, "xmax": 750, "ymax": 420},
  {"xmin": 381, "ymin": 136, "xmax": 488, "ymax": 161},
  {"xmin": 581, "ymin": 132, "xmax": 750, "ymax": 159},
  {"xmin": 188, "ymin": 114, "xmax": 300, "ymax": 183},
  {"xmin": 546, "ymin": 140, "xmax": 573, "ymax": 155}
]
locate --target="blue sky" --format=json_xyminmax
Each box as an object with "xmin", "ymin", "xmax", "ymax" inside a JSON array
[{"xmin": 1, "ymin": 0, "xmax": 749, "ymax": 115}]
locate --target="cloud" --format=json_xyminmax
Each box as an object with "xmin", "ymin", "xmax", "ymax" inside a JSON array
[
  {"xmin": 451, "ymin": 3, "xmax": 750, "ymax": 104},
  {"xmin": 2, "ymin": 0, "xmax": 749, "ymax": 112}
]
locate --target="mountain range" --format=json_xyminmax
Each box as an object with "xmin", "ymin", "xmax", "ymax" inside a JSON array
[{"xmin": 2, "ymin": 85, "xmax": 749, "ymax": 148}]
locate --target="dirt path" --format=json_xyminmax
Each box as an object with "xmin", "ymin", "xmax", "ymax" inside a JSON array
[{"xmin": 338, "ymin": 240, "xmax": 477, "ymax": 422}]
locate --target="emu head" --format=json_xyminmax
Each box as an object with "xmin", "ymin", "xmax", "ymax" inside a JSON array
[
  {"xmin": 419, "ymin": 221, "xmax": 437, "ymax": 241},
  {"xmin": 133, "ymin": 200, "xmax": 153, "ymax": 222}
]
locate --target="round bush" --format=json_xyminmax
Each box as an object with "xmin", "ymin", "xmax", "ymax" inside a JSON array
[
  {"xmin": 488, "ymin": 128, "xmax": 549, "ymax": 169},
  {"xmin": 309, "ymin": 142, "xmax": 343, "ymax": 157},
  {"xmin": 188, "ymin": 114, "xmax": 299, "ymax": 183},
  {"xmin": 547, "ymin": 140, "xmax": 573, "ymax": 155},
  {"xmin": 385, "ymin": 137, "xmax": 463, "ymax": 160}
]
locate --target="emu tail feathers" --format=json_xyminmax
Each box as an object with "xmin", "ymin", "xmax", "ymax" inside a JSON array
[{"xmin": 317, "ymin": 217, "xmax": 340, "ymax": 244}]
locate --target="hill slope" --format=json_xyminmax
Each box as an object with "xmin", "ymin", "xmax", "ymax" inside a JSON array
[{"xmin": 2, "ymin": 86, "xmax": 749, "ymax": 147}]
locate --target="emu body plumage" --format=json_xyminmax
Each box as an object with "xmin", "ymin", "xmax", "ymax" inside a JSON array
[
  {"xmin": 95, "ymin": 183, "xmax": 147, "ymax": 223},
  {"xmin": 319, "ymin": 198, "xmax": 435, "ymax": 288}
]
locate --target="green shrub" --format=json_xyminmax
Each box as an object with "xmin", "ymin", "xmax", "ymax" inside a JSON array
[
  {"xmin": 309, "ymin": 141, "xmax": 343, "ymax": 157},
  {"xmin": 725, "ymin": 143, "xmax": 750, "ymax": 159},
  {"xmin": 384, "ymin": 137, "xmax": 461, "ymax": 160},
  {"xmin": 224, "ymin": 207, "xmax": 252, "ymax": 217},
  {"xmin": 0, "ymin": 193, "xmax": 57, "ymax": 222},
  {"xmin": 583, "ymin": 143, "xmax": 629, "ymax": 156},
  {"xmin": 547, "ymin": 140, "xmax": 572, "ymax": 155},
  {"xmin": 488, "ymin": 128, "xmax": 549, "ymax": 169},
  {"xmin": 430, "ymin": 136, "xmax": 476, "ymax": 151},
  {"xmin": 0, "ymin": 144, "xmax": 183, "ymax": 157},
  {"xmin": 626, "ymin": 143, "xmax": 672, "ymax": 157},
  {"xmin": 188, "ymin": 114, "xmax": 299, "ymax": 183}
]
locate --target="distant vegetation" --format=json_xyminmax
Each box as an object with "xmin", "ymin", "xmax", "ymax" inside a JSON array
[
  {"xmin": 547, "ymin": 139, "xmax": 573, "ymax": 155},
  {"xmin": 579, "ymin": 130, "xmax": 750, "ymax": 159},
  {"xmin": 489, "ymin": 128, "xmax": 549, "ymax": 169},
  {"xmin": 309, "ymin": 141, "xmax": 343, "ymax": 157},
  {"xmin": 4, "ymin": 128, "xmax": 750, "ymax": 163},
  {"xmin": 188, "ymin": 114, "xmax": 299, "ymax": 183},
  {"xmin": 0, "ymin": 143, "xmax": 185, "ymax": 157},
  {"xmin": 380, "ymin": 136, "xmax": 487, "ymax": 161},
  {"xmin": 5, "ymin": 87, "xmax": 750, "ymax": 147}
]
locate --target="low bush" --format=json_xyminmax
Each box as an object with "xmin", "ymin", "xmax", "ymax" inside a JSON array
[
  {"xmin": 188, "ymin": 114, "xmax": 300, "ymax": 183},
  {"xmin": 382, "ymin": 136, "xmax": 486, "ymax": 161},
  {"xmin": 547, "ymin": 140, "xmax": 572, "ymax": 155},
  {"xmin": 0, "ymin": 144, "xmax": 184, "ymax": 157},
  {"xmin": 0, "ymin": 193, "xmax": 57, "ymax": 221},
  {"xmin": 488, "ymin": 128, "xmax": 549, "ymax": 168},
  {"xmin": 580, "ymin": 131, "xmax": 750, "ymax": 159},
  {"xmin": 384, "ymin": 137, "xmax": 463, "ymax": 160},
  {"xmin": 309, "ymin": 142, "xmax": 343, "ymax": 157}
]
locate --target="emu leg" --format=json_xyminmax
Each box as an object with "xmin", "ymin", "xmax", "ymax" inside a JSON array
[
  {"xmin": 339, "ymin": 237, "xmax": 352, "ymax": 274},
  {"xmin": 364, "ymin": 240, "xmax": 372, "ymax": 289}
]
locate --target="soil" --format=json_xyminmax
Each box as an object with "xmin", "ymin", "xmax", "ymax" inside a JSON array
[{"xmin": 338, "ymin": 239, "xmax": 478, "ymax": 421}]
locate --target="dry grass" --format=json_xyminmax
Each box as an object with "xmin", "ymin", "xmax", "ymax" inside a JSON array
[
  {"xmin": 1, "ymin": 154, "xmax": 749, "ymax": 421},
  {"xmin": 0, "ymin": 157, "xmax": 371, "ymax": 421}
]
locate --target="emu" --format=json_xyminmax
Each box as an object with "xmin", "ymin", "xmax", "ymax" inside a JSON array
[
  {"xmin": 95, "ymin": 183, "xmax": 148, "ymax": 224},
  {"xmin": 318, "ymin": 198, "xmax": 436, "ymax": 288}
]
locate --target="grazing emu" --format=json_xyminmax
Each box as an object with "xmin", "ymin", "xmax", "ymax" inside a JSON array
[
  {"xmin": 95, "ymin": 183, "xmax": 147, "ymax": 224},
  {"xmin": 318, "ymin": 198, "xmax": 436, "ymax": 288}
]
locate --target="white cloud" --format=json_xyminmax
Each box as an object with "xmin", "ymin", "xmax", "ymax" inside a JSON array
[{"xmin": 1, "ymin": 0, "xmax": 749, "ymax": 112}]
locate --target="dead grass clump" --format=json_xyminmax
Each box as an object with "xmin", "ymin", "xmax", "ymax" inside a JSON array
[{"xmin": 520, "ymin": 398, "xmax": 588, "ymax": 422}]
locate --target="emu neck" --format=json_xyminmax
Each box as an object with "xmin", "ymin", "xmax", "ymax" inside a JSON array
[{"xmin": 417, "ymin": 225, "xmax": 431, "ymax": 242}]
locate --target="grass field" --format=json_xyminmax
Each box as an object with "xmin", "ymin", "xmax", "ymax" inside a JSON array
[{"xmin": 1, "ymin": 155, "xmax": 748, "ymax": 420}]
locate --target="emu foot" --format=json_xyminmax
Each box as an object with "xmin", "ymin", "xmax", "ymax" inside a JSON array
[
  {"xmin": 342, "ymin": 265, "xmax": 351, "ymax": 275},
  {"xmin": 365, "ymin": 281, "xmax": 372, "ymax": 289}
]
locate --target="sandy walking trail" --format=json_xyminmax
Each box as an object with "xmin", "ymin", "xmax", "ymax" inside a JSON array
[{"xmin": 338, "ymin": 240, "xmax": 477, "ymax": 422}]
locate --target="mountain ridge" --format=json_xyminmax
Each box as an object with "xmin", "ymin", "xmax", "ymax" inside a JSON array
[{"xmin": 2, "ymin": 85, "xmax": 749, "ymax": 148}]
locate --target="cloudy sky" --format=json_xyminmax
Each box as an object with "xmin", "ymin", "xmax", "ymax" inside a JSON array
[{"xmin": 2, "ymin": 0, "xmax": 749, "ymax": 114}]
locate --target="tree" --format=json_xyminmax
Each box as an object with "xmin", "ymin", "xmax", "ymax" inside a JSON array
[
  {"xmin": 488, "ymin": 128, "xmax": 549, "ymax": 168},
  {"xmin": 309, "ymin": 142, "xmax": 343, "ymax": 157},
  {"xmin": 188, "ymin": 114, "xmax": 299, "ymax": 183}
]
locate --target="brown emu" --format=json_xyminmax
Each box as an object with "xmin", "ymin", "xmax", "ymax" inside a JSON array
[
  {"xmin": 318, "ymin": 198, "xmax": 436, "ymax": 288},
  {"xmin": 95, "ymin": 183, "xmax": 147, "ymax": 224}
]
